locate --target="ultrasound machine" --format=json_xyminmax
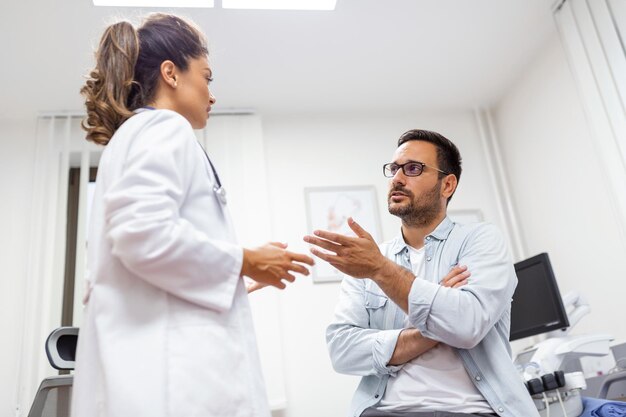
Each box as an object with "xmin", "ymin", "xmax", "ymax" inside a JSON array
[{"xmin": 510, "ymin": 253, "xmax": 622, "ymax": 417}]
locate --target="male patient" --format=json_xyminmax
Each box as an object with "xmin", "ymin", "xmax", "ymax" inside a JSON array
[{"xmin": 304, "ymin": 130, "xmax": 538, "ymax": 417}]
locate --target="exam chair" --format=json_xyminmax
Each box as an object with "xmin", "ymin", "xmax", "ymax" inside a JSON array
[{"xmin": 28, "ymin": 327, "xmax": 79, "ymax": 417}]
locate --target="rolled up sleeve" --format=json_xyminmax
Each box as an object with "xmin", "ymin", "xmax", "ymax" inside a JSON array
[{"xmin": 326, "ymin": 277, "xmax": 404, "ymax": 376}]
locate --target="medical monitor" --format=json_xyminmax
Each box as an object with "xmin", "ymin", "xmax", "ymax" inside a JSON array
[{"xmin": 509, "ymin": 252, "xmax": 569, "ymax": 341}]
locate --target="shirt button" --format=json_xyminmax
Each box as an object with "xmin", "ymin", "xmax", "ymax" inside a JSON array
[
  {"xmin": 498, "ymin": 407, "xmax": 504, "ymax": 413},
  {"xmin": 426, "ymin": 236, "xmax": 431, "ymax": 240},
  {"xmin": 475, "ymin": 375, "xmax": 481, "ymax": 381},
  {"xmin": 374, "ymin": 394, "xmax": 379, "ymax": 398},
  {"xmin": 426, "ymin": 257, "xmax": 432, "ymax": 261}
]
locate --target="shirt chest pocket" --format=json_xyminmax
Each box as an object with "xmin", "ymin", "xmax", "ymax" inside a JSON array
[{"xmin": 364, "ymin": 291, "xmax": 388, "ymax": 329}]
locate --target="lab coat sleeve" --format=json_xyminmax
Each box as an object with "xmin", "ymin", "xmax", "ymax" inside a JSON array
[
  {"xmin": 104, "ymin": 111, "xmax": 242, "ymax": 312},
  {"xmin": 326, "ymin": 276, "xmax": 404, "ymax": 377},
  {"xmin": 407, "ymin": 223, "xmax": 517, "ymax": 349}
]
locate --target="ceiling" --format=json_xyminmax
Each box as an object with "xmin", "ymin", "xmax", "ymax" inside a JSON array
[{"xmin": 0, "ymin": 0, "xmax": 555, "ymax": 119}]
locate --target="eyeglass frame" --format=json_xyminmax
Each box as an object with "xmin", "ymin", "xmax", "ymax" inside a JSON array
[{"xmin": 382, "ymin": 160, "xmax": 450, "ymax": 178}]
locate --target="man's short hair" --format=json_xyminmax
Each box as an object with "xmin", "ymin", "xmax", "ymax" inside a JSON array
[
  {"xmin": 397, "ymin": 129, "xmax": 462, "ymax": 202},
  {"xmin": 397, "ymin": 129, "xmax": 462, "ymax": 181}
]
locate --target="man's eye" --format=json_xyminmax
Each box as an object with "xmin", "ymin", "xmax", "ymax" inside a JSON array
[{"xmin": 406, "ymin": 163, "xmax": 421, "ymax": 174}]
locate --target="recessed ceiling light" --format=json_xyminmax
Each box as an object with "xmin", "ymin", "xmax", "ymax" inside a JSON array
[
  {"xmin": 93, "ymin": 0, "xmax": 214, "ymax": 7},
  {"xmin": 222, "ymin": 0, "xmax": 336, "ymax": 11}
]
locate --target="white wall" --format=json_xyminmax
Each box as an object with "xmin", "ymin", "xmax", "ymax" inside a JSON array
[
  {"xmin": 0, "ymin": 119, "xmax": 37, "ymax": 416},
  {"xmin": 260, "ymin": 110, "xmax": 508, "ymax": 417},
  {"xmin": 493, "ymin": 30, "xmax": 626, "ymax": 346}
]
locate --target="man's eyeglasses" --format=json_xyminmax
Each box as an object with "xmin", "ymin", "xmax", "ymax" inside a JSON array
[{"xmin": 382, "ymin": 161, "xmax": 450, "ymax": 178}]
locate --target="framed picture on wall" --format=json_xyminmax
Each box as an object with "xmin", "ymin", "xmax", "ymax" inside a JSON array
[{"xmin": 304, "ymin": 186, "xmax": 382, "ymax": 283}]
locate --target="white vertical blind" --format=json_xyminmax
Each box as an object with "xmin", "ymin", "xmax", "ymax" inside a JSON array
[
  {"xmin": 72, "ymin": 148, "xmax": 92, "ymax": 327},
  {"xmin": 17, "ymin": 115, "xmax": 102, "ymax": 416},
  {"xmin": 554, "ymin": 0, "xmax": 626, "ymax": 242}
]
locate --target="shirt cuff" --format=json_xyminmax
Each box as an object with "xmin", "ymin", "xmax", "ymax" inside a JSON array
[
  {"xmin": 372, "ymin": 328, "xmax": 405, "ymax": 376},
  {"xmin": 407, "ymin": 278, "xmax": 441, "ymax": 333}
]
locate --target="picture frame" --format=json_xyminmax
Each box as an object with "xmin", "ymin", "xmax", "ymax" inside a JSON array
[{"xmin": 304, "ymin": 186, "xmax": 382, "ymax": 283}]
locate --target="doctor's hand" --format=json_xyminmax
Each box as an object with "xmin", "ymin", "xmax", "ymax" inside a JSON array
[
  {"xmin": 246, "ymin": 281, "xmax": 268, "ymax": 294},
  {"xmin": 241, "ymin": 242, "xmax": 315, "ymax": 290},
  {"xmin": 303, "ymin": 217, "xmax": 386, "ymax": 279}
]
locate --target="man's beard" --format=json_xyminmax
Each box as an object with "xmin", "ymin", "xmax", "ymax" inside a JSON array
[{"xmin": 387, "ymin": 181, "xmax": 443, "ymax": 227}]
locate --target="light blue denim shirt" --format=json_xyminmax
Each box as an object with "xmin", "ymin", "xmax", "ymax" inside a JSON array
[{"xmin": 326, "ymin": 217, "xmax": 539, "ymax": 417}]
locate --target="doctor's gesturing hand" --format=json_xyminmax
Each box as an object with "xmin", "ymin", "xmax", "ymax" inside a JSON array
[{"xmin": 242, "ymin": 242, "xmax": 315, "ymax": 291}]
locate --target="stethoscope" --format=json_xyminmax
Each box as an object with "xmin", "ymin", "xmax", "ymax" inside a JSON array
[
  {"xmin": 139, "ymin": 106, "xmax": 227, "ymax": 205},
  {"xmin": 198, "ymin": 145, "xmax": 228, "ymax": 205}
]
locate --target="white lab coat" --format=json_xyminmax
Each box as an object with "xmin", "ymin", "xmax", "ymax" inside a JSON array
[{"xmin": 71, "ymin": 109, "xmax": 270, "ymax": 417}]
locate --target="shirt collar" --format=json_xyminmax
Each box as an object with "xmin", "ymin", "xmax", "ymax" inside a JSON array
[
  {"xmin": 390, "ymin": 215, "xmax": 455, "ymax": 255},
  {"xmin": 134, "ymin": 106, "xmax": 155, "ymax": 114}
]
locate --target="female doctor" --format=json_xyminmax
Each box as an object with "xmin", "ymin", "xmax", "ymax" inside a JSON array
[{"xmin": 71, "ymin": 13, "xmax": 314, "ymax": 417}]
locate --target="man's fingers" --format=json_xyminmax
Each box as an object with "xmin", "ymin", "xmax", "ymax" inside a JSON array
[
  {"xmin": 448, "ymin": 265, "xmax": 467, "ymax": 274},
  {"xmin": 442, "ymin": 265, "xmax": 467, "ymax": 281},
  {"xmin": 442, "ymin": 270, "xmax": 470, "ymax": 288},
  {"xmin": 310, "ymin": 230, "xmax": 353, "ymax": 245},
  {"xmin": 453, "ymin": 279, "xmax": 468, "ymax": 289},
  {"xmin": 447, "ymin": 272, "xmax": 470, "ymax": 286},
  {"xmin": 347, "ymin": 217, "xmax": 372, "ymax": 240},
  {"xmin": 287, "ymin": 250, "xmax": 315, "ymax": 266},
  {"xmin": 303, "ymin": 235, "xmax": 343, "ymax": 254},
  {"xmin": 309, "ymin": 247, "xmax": 338, "ymax": 263}
]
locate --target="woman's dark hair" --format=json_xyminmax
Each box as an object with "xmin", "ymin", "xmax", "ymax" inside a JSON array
[
  {"xmin": 81, "ymin": 14, "xmax": 208, "ymax": 145},
  {"xmin": 397, "ymin": 129, "xmax": 463, "ymax": 203}
]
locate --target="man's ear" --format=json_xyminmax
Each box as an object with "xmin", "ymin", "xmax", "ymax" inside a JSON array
[
  {"xmin": 441, "ymin": 174, "xmax": 458, "ymax": 200},
  {"xmin": 159, "ymin": 60, "xmax": 178, "ymax": 88}
]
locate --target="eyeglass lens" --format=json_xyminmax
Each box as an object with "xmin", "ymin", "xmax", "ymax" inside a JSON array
[{"xmin": 384, "ymin": 162, "xmax": 424, "ymax": 177}]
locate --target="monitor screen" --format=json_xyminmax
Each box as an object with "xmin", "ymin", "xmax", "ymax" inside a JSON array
[{"xmin": 509, "ymin": 252, "xmax": 569, "ymax": 341}]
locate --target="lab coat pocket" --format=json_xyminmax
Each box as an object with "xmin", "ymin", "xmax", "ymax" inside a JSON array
[
  {"xmin": 167, "ymin": 323, "xmax": 248, "ymax": 417},
  {"xmin": 364, "ymin": 291, "xmax": 388, "ymax": 329}
]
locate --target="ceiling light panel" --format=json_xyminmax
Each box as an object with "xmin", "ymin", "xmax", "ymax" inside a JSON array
[
  {"xmin": 93, "ymin": 0, "xmax": 214, "ymax": 7},
  {"xmin": 222, "ymin": 0, "xmax": 336, "ymax": 11}
]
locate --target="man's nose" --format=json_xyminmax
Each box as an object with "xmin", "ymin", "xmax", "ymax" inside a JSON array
[{"xmin": 393, "ymin": 168, "xmax": 407, "ymax": 184}]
